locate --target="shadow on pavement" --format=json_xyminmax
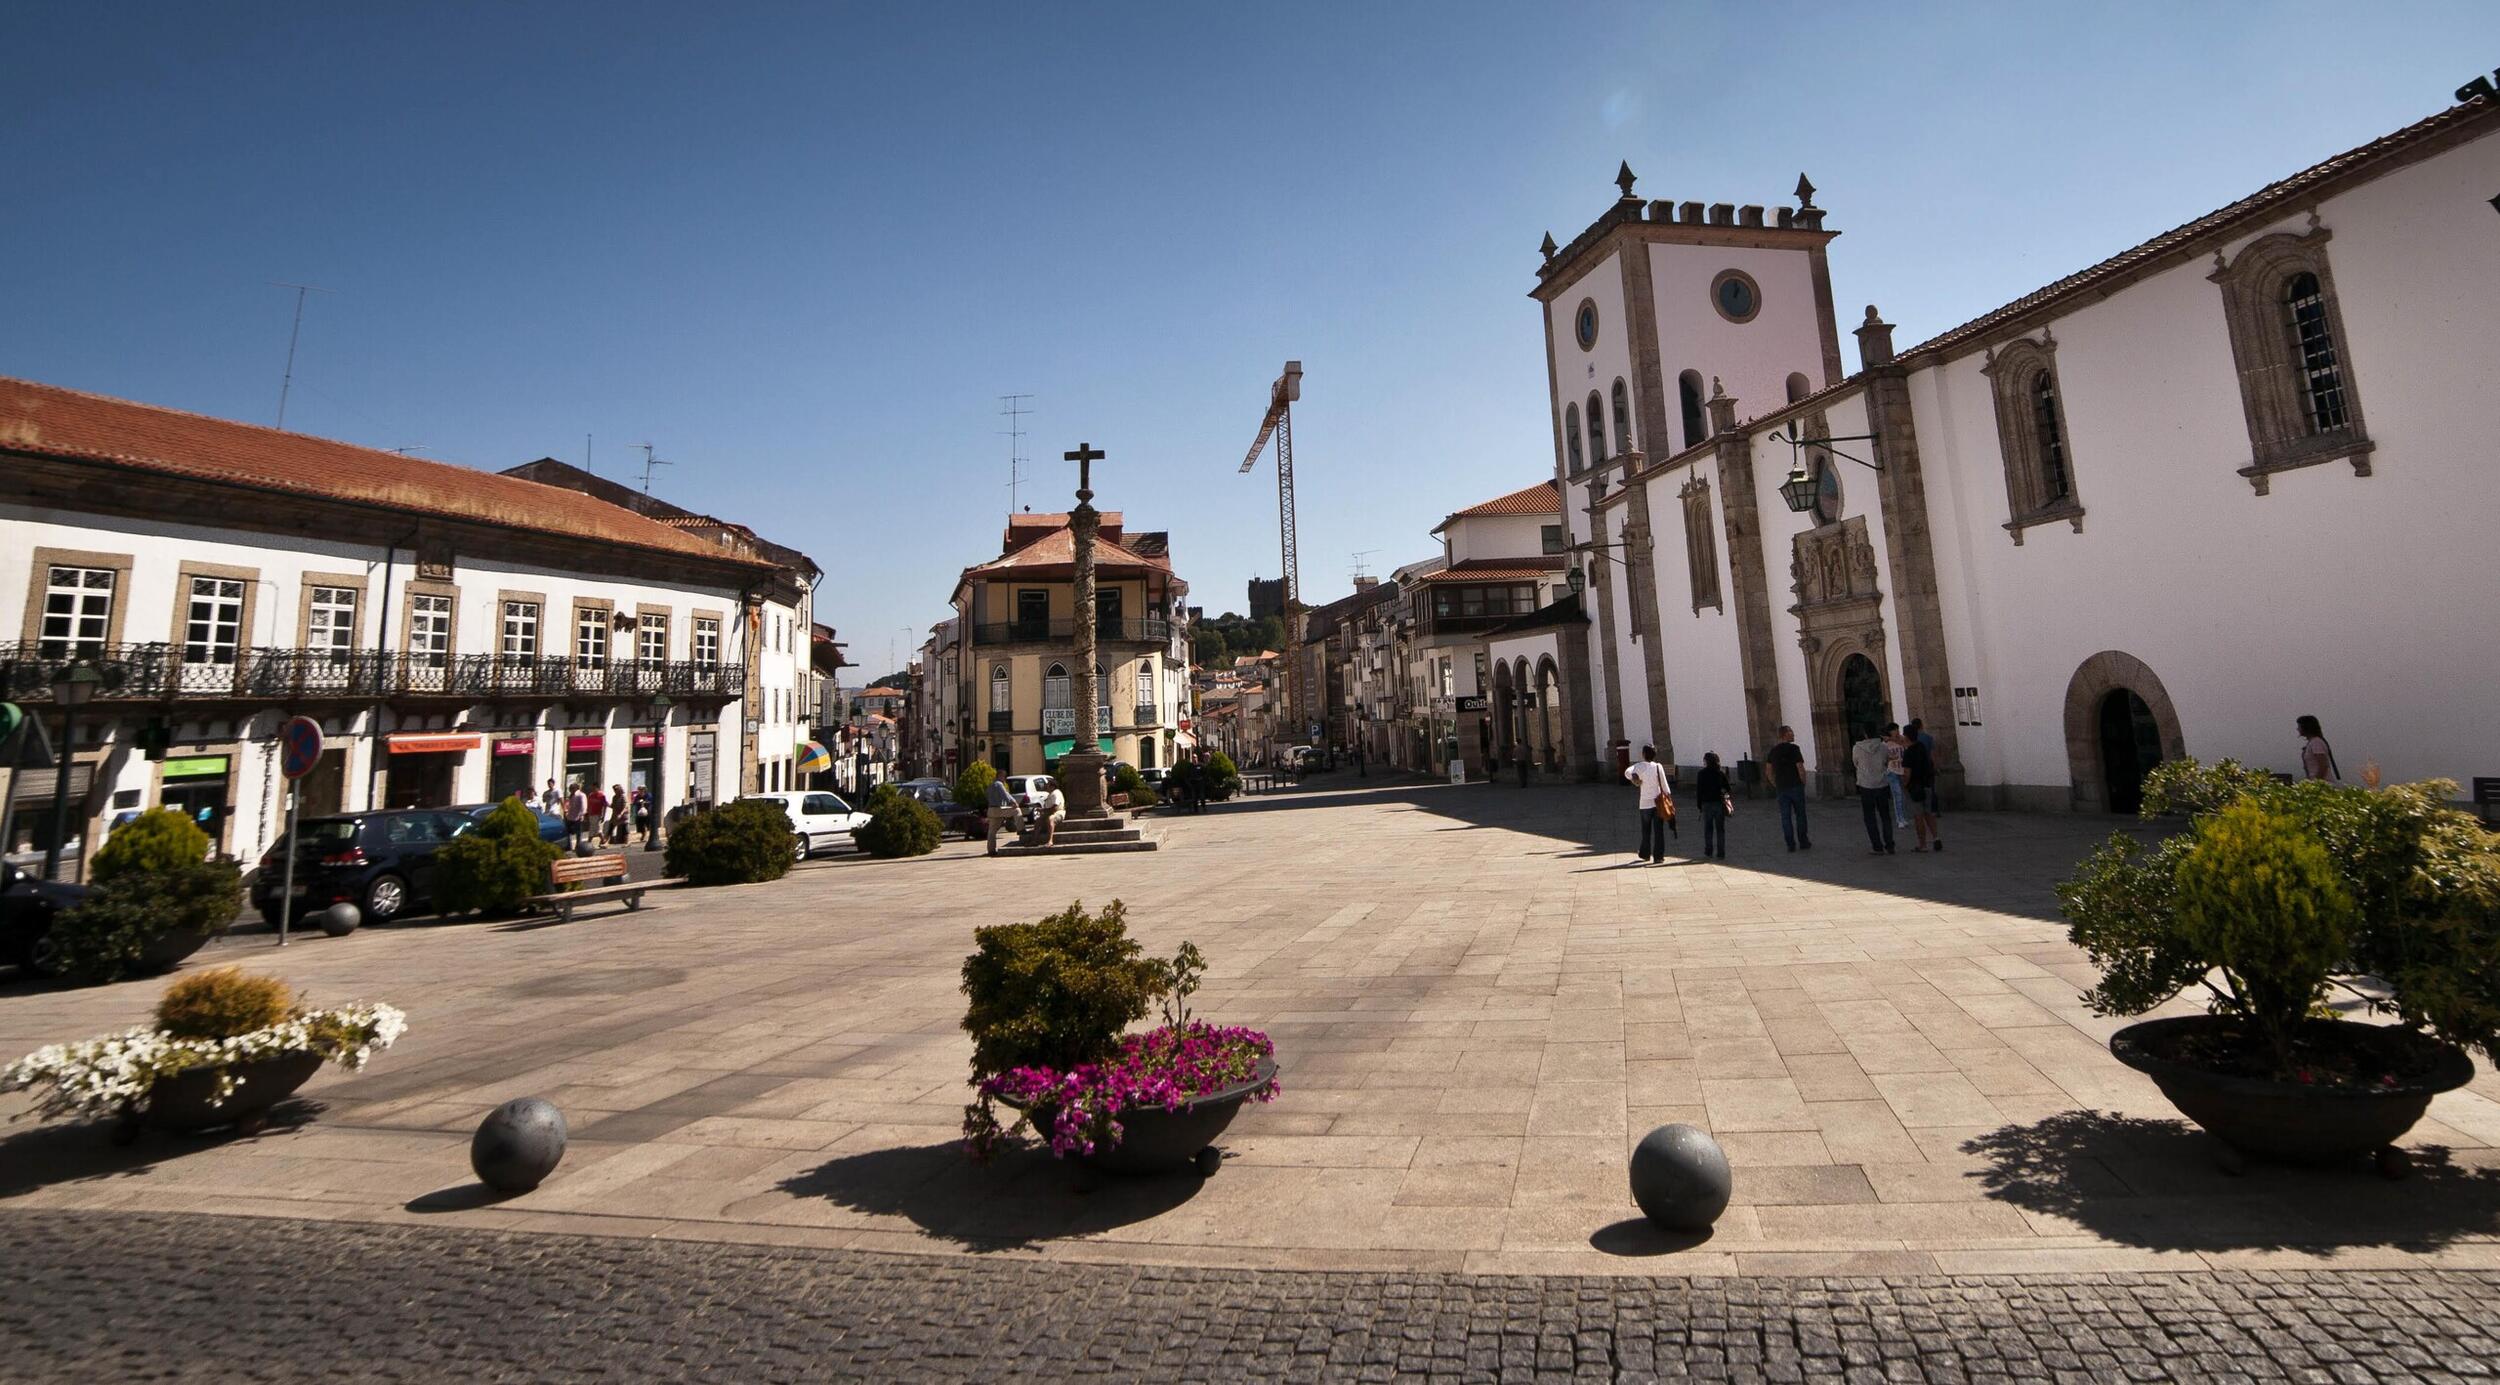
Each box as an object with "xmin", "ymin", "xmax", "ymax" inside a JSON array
[
  {"xmin": 1587, "ymin": 1218, "xmax": 1716, "ymax": 1256},
  {"xmin": 0, "ymin": 1099, "xmax": 326, "ymax": 1199},
  {"xmin": 1960, "ymin": 1108, "xmax": 2500, "ymax": 1252},
  {"xmin": 406, "ymin": 1182, "xmax": 528, "ymax": 1213},
  {"xmin": 776, "ymin": 1140, "xmax": 1202, "ymax": 1253}
]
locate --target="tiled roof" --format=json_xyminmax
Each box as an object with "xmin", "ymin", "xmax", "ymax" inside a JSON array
[
  {"xmin": 1439, "ymin": 480, "xmax": 1562, "ymax": 529},
  {"xmin": 0, "ymin": 376, "xmax": 770, "ymax": 568},
  {"xmin": 962, "ymin": 525, "xmax": 1172, "ymax": 578},
  {"xmin": 1903, "ymin": 98, "xmax": 2499, "ymax": 364},
  {"xmin": 859, "ymin": 686, "xmax": 904, "ymax": 697},
  {"xmin": 1417, "ymin": 558, "xmax": 1567, "ymax": 584}
]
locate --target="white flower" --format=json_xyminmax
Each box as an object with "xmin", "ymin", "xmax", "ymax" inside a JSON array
[{"xmin": 2, "ymin": 1003, "xmax": 409, "ymax": 1124}]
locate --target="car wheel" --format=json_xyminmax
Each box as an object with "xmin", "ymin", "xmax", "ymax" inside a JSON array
[
  {"xmin": 24, "ymin": 928, "xmax": 67, "ymax": 980},
  {"xmin": 792, "ymin": 833, "xmax": 812, "ymax": 863},
  {"xmin": 363, "ymin": 874, "xmax": 409, "ymax": 923}
]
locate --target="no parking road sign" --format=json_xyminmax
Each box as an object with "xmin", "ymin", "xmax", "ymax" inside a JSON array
[{"xmin": 280, "ymin": 716, "xmax": 324, "ymax": 781}]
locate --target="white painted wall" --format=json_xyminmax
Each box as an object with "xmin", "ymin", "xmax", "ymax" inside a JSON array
[
  {"xmin": 1645, "ymin": 240, "xmax": 1830, "ymax": 449},
  {"xmin": 1638, "ymin": 460, "xmax": 1755, "ymax": 769},
  {"xmin": 1547, "ymin": 250, "xmax": 1634, "ymax": 549}
]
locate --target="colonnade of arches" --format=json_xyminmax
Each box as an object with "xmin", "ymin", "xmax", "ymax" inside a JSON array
[{"xmin": 1488, "ymin": 654, "xmax": 1565, "ymax": 771}]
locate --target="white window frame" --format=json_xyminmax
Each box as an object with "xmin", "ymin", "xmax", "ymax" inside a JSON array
[
  {"xmin": 184, "ymin": 576, "xmax": 245, "ymax": 665},
  {"xmin": 310, "ymin": 585, "xmax": 358, "ymax": 660},
  {"xmin": 693, "ymin": 618, "xmax": 720, "ymax": 669},
  {"xmin": 41, "ymin": 564, "xmax": 115, "ymax": 658},
  {"xmin": 501, "ymin": 600, "xmax": 539, "ymax": 659},
  {"xmin": 638, "ymin": 614, "xmax": 669, "ymax": 666},
  {"xmin": 408, "ymin": 592, "xmax": 453, "ymax": 666},
  {"xmin": 576, "ymin": 609, "xmax": 609, "ymax": 669}
]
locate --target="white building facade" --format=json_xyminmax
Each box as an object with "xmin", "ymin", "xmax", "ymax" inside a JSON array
[{"xmin": 1530, "ymin": 99, "xmax": 2500, "ymax": 808}]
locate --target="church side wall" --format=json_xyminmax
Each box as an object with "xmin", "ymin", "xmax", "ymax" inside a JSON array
[
  {"xmin": 1639, "ymin": 461, "xmax": 1754, "ymax": 775},
  {"xmin": 1644, "ymin": 242, "xmax": 1828, "ymax": 444}
]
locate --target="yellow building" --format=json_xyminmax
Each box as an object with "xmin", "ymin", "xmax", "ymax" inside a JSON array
[{"xmin": 948, "ymin": 512, "xmax": 1190, "ymax": 777}]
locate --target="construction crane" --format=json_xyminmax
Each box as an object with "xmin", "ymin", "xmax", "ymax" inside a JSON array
[{"xmin": 1238, "ymin": 360, "xmax": 1304, "ymax": 608}]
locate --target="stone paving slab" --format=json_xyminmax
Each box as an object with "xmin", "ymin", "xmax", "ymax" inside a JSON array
[
  {"xmin": 3, "ymin": 774, "xmax": 2498, "ymax": 1277},
  {"xmin": 7, "ymin": 1210, "xmax": 2500, "ymax": 1382}
]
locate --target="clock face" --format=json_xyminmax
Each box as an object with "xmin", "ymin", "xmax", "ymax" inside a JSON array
[
  {"xmin": 1710, "ymin": 270, "xmax": 1761, "ymax": 323},
  {"xmin": 1574, "ymin": 299, "xmax": 1598, "ymax": 350}
]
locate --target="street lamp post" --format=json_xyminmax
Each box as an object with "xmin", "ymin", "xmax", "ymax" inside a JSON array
[
  {"xmin": 646, "ymin": 693, "xmax": 673, "ymax": 852},
  {"xmin": 43, "ymin": 662, "xmax": 104, "ymax": 882}
]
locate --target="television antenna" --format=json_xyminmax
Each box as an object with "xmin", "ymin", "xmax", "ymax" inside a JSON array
[
  {"xmin": 998, "ymin": 394, "xmax": 1035, "ymax": 514},
  {"xmin": 1350, "ymin": 550, "xmax": 1379, "ymax": 584},
  {"xmin": 632, "ymin": 443, "xmax": 672, "ymax": 495},
  {"xmin": 270, "ymin": 281, "xmax": 333, "ymax": 430}
]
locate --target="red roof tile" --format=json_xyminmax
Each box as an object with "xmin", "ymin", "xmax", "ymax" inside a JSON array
[
  {"xmin": 0, "ymin": 376, "xmax": 772, "ymax": 569},
  {"xmin": 1417, "ymin": 558, "xmax": 1567, "ymax": 583},
  {"xmin": 1444, "ymin": 479, "xmax": 1562, "ymax": 522}
]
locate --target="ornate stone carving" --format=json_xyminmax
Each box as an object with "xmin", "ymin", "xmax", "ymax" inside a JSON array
[{"xmin": 1789, "ymin": 515, "xmax": 1881, "ymax": 613}]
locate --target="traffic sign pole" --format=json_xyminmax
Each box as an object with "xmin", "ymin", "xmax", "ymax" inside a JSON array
[
  {"xmin": 278, "ymin": 788, "xmax": 298, "ymax": 948},
  {"xmin": 276, "ymin": 716, "xmax": 326, "ymax": 949}
]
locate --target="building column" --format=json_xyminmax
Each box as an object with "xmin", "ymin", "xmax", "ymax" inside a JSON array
[
  {"xmin": 1616, "ymin": 449, "xmax": 1674, "ymax": 769},
  {"xmin": 1707, "ymin": 383, "xmax": 1786, "ymax": 763},
  {"xmin": 1856, "ymin": 307, "xmax": 1965, "ymax": 801},
  {"xmin": 1583, "ymin": 478, "xmax": 1627, "ymax": 759}
]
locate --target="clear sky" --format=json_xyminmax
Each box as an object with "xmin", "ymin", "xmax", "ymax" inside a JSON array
[{"xmin": 9, "ymin": 2, "xmax": 2489, "ymax": 675}]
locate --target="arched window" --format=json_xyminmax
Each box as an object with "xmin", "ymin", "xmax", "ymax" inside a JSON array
[
  {"xmin": 1678, "ymin": 371, "xmax": 1706, "ymax": 450},
  {"xmin": 1585, "ymin": 391, "xmax": 1606, "ymax": 460},
  {"xmin": 989, "ymin": 663, "xmax": 1011, "ymax": 713},
  {"xmin": 2210, "ymin": 228, "xmax": 2371, "ymax": 491},
  {"xmin": 1096, "ymin": 662, "xmax": 1110, "ymax": 725},
  {"xmin": 1610, "ymin": 378, "xmax": 1632, "ymax": 456},
  {"xmin": 1043, "ymin": 663, "xmax": 1070, "ymax": 710},
  {"xmin": 1135, "ymin": 659, "xmax": 1155, "ymax": 712},
  {"xmin": 1981, "ymin": 335, "xmax": 2082, "ymax": 542},
  {"xmin": 1564, "ymin": 403, "xmax": 1583, "ymax": 474},
  {"xmin": 2283, "ymin": 272, "xmax": 2348, "ymax": 435},
  {"xmin": 1786, "ymin": 372, "xmax": 1811, "ymax": 404}
]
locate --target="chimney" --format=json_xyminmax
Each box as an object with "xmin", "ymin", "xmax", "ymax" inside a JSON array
[
  {"xmin": 1705, "ymin": 378, "xmax": 1738, "ymax": 436},
  {"xmin": 1855, "ymin": 305, "xmax": 1897, "ymax": 367}
]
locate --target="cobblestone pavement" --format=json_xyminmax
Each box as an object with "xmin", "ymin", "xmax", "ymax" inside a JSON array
[{"xmin": 6, "ymin": 1211, "xmax": 2498, "ymax": 1382}]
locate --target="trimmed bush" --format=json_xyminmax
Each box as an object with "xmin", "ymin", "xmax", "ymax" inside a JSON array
[
  {"xmin": 1111, "ymin": 762, "xmax": 1159, "ymax": 809},
  {"xmin": 435, "ymin": 799, "xmax": 561, "ymax": 915},
  {"xmin": 2170, "ymin": 801, "xmax": 2355, "ymax": 1072},
  {"xmin": 50, "ymin": 808, "xmax": 240, "ymax": 983},
  {"xmin": 953, "ymin": 761, "xmax": 999, "ymax": 811},
  {"xmin": 856, "ymin": 783, "xmax": 942, "ymax": 858},
  {"xmin": 1205, "ymin": 752, "xmax": 1241, "ymax": 802},
  {"xmin": 960, "ymin": 898, "xmax": 1166, "ymax": 1081},
  {"xmin": 662, "ymin": 799, "xmax": 795, "ymax": 886},
  {"xmin": 156, "ymin": 966, "xmax": 296, "ymax": 1040}
]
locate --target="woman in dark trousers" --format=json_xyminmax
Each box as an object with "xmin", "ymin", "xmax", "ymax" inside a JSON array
[
  {"xmin": 1695, "ymin": 752, "xmax": 1731, "ymax": 860},
  {"xmin": 1903, "ymin": 735, "xmax": 1939, "ymax": 852}
]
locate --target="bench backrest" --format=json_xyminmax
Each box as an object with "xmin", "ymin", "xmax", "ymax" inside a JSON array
[{"xmin": 549, "ymin": 854, "xmax": 630, "ymax": 887}]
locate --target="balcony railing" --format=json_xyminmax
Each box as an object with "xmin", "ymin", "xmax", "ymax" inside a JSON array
[
  {"xmin": 971, "ymin": 618, "xmax": 1172, "ymax": 647},
  {"xmin": 1417, "ymin": 611, "xmax": 1524, "ymax": 637},
  {"xmin": 0, "ymin": 642, "xmax": 735, "ymax": 705}
]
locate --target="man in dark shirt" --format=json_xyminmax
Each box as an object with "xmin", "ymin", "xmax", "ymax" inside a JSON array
[{"xmin": 1765, "ymin": 725, "xmax": 1811, "ymax": 851}]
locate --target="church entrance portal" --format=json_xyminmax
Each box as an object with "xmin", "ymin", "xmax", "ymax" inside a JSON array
[
  {"xmin": 2096, "ymin": 689, "xmax": 2163, "ymax": 815},
  {"xmin": 1839, "ymin": 654, "xmax": 1885, "ymax": 744}
]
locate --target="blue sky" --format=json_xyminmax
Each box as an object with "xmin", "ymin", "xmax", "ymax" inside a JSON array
[{"xmin": 9, "ymin": 2, "xmax": 2488, "ymax": 674}]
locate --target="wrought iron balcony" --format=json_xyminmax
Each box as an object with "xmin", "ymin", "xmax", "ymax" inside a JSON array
[
  {"xmin": 970, "ymin": 618, "xmax": 1172, "ymax": 647},
  {"xmin": 0, "ymin": 643, "xmax": 735, "ymax": 705}
]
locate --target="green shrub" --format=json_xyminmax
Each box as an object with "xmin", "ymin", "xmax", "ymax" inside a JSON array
[
  {"xmin": 1111, "ymin": 763, "xmax": 1160, "ymax": 809},
  {"xmin": 435, "ymin": 799, "xmax": 561, "ymax": 915},
  {"xmin": 663, "ymin": 799, "xmax": 795, "ymax": 886},
  {"xmin": 1205, "ymin": 752, "xmax": 1241, "ymax": 802},
  {"xmin": 156, "ymin": 966, "xmax": 296, "ymax": 1040},
  {"xmin": 2171, "ymin": 802, "xmax": 2355, "ymax": 1072},
  {"xmin": 48, "ymin": 808, "xmax": 240, "ymax": 983},
  {"xmin": 953, "ymin": 761, "xmax": 999, "ymax": 811},
  {"xmin": 960, "ymin": 899, "xmax": 1167, "ymax": 1080},
  {"xmin": 856, "ymin": 784, "xmax": 942, "ymax": 858}
]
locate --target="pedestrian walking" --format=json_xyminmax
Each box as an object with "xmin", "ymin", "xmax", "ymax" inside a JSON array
[
  {"xmin": 1907, "ymin": 718, "xmax": 1942, "ymax": 848},
  {"xmin": 2297, "ymin": 715, "xmax": 2340, "ymax": 781},
  {"xmin": 1696, "ymin": 752, "xmax": 1732, "ymax": 860},
  {"xmin": 607, "ymin": 784, "xmax": 628, "ymax": 843},
  {"xmin": 1765, "ymin": 725, "xmax": 1811, "ymax": 851},
  {"xmin": 585, "ymin": 783, "xmax": 608, "ymax": 846},
  {"xmin": 565, "ymin": 782, "xmax": 590, "ymax": 852},
  {"xmin": 1882, "ymin": 725, "xmax": 1910, "ymax": 828},
  {"xmin": 540, "ymin": 779, "xmax": 561, "ymax": 815},
  {"xmin": 1355, "ymin": 744, "xmax": 1367, "ymax": 779},
  {"xmin": 1852, "ymin": 729, "xmax": 1896, "ymax": 854},
  {"xmin": 984, "ymin": 775, "xmax": 1020, "ymax": 855},
  {"xmin": 1624, "ymin": 744, "xmax": 1674, "ymax": 865},
  {"xmin": 1903, "ymin": 731, "xmax": 1939, "ymax": 852},
  {"xmin": 631, "ymin": 787, "xmax": 651, "ymax": 842}
]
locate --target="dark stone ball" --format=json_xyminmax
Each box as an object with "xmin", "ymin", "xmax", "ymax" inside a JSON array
[
  {"xmin": 1629, "ymin": 1123, "xmax": 1731, "ymax": 1230},
  {"xmin": 319, "ymin": 903, "xmax": 361, "ymax": 937},
  {"xmin": 471, "ymin": 1097, "xmax": 568, "ymax": 1193}
]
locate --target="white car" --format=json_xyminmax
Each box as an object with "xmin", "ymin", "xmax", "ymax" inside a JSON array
[
  {"xmin": 999, "ymin": 775, "xmax": 1055, "ymax": 812},
  {"xmin": 738, "ymin": 791, "xmax": 869, "ymax": 861}
]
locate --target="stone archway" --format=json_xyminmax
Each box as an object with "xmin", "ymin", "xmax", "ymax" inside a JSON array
[
  {"xmin": 1801, "ymin": 632, "xmax": 1891, "ymax": 799},
  {"xmin": 2061, "ymin": 651, "xmax": 2187, "ymax": 812},
  {"xmin": 1535, "ymin": 657, "xmax": 1564, "ymax": 770},
  {"xmin": 1490, "ymin": 661, "xmax": 1516, "ymax": 764}
]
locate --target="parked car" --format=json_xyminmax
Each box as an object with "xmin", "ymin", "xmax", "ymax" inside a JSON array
[
  {"xmin": 0, "ymin": 862, "xmax": 90, "ymax": 976},
  {"xmin": 738, "ymin": 791, "xmax": 869, "ymax": 861},
  {"xmin": 890, "ymin": 779, "xmax": 985, "ymax": 840},
  {"xmin": 454, "ymin": 802, "xmax": 570, "ymax": 843},
  {"xmin": 248, "ymin": 808, "xmax": 478, "ymax": 925},
  {"xmin": 999, "ymin": 775, "xmax": 1054, "ymax": 812}
]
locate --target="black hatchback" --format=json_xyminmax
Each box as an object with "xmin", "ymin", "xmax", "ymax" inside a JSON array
[{"xmin": 250, "ymin": 809, "xmax": 475, "ymax": 925}]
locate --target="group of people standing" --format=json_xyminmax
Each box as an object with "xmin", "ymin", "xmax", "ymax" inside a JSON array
[
  {"xmin": 1622, "ymin": 720, "xmax": 1942, "ymax": 863},
  {"xmin": 1849, "ymin": 720, "xmax": 1944, "ymax": 855},
  {"xmin": 536, "ymin": 779, "xmax": 651, "ymax": 851}
]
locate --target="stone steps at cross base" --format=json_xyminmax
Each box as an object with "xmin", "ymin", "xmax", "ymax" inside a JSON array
[{"xmin": 992, "ymin": 836, "xmax": 1161, "ymax": 856}]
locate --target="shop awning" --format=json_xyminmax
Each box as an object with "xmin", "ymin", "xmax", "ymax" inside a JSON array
[
  {"xmin": 1041, "ymin": 737, "xmax": 1116, "ymax": 760},
  {"xmin": 387, "ymin": 733, "xmax": 482, "ymax": 755}
]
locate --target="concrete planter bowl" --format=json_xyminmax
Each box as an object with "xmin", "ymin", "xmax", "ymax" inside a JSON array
[
  {"xmin": 1005, "ymin": 1058, "xmax": 1277, "ymax": 1177},
  {"xmin": 130, "ymin": 1050, "xmax": 325, "ymax": 1139},
  {"xmin": 2110, "ymin": 1015, "xmax": 2475, "ymax": 1173}
]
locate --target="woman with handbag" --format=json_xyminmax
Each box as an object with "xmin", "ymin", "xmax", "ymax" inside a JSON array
[
  {"xmin": 1623, "ymin": 745, "xmax": 1675, "ymax": 865},
  {"xmin": 1695, "ymin": 752, "xmax": 1733, "ymax": 860}
]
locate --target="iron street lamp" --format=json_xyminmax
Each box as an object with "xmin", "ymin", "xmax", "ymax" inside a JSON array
[
  {"xmin": 1771, "ymin": 427, "xmax": 1883, "ymax": 519},
  {"xmin": 43, "ymin": 661, "xmax": 104, "ymax": 882},
  {"xmin": 646, "ymin": 693, "xmax": 673, "ymax": 852}
]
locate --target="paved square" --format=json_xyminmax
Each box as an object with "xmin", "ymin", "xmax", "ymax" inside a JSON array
[{"xmin": 5, "ymin": 774, "xmax": 2497, "ymax": 1277}]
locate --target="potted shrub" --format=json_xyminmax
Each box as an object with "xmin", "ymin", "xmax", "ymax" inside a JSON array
[
  {"xmin": 1204, "ymin": 753, "xmax": 1242, "ymax": 803},
  {"xmin": 960, "ymin": 899, "xmax": 1277, "ymax": 1176},
  {"xmin": 2, "ymin": 965, "xmax": 406, "ymax": 1143},
  {"xmin": 1111, "ymin": 763, "xmax": 1160, "ymax": 811},
  {"xmin": 662, "ymin": 798, "xmax": 796, "ymax": 886},
  {"xmin": 44, "ymin": 808, "xmax": 240, "ymax": 983},
  {"xmin": 435, "ymin": 799, "xmax": 562, "ymax": 916},
  {"xmin": 953, "ymin": 761, "xmax": 999, "ymax": 814},
  {"xmin": 2061, "ymin": 760, "xmax": 2497, "ymax": 1173},
  {"xmin": 855, "ymin": 783, "xmax": 942, "ymax": 859}
]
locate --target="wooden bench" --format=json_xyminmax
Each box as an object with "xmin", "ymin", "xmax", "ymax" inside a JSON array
[{"xmin": 528, "ymin": 853, "xmax": 663, "ymax": 923}]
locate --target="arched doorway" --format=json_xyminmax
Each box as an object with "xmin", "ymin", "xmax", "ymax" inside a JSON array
[
  {"xmin": 2097, "ymin": 689, "xmax": 2163, "ymax": 814},
  {"xmin": 1839, "ymin": 653, "xmax": 1886, "ymax": 744},
  {"xmin": 2061, "ymin": 651, "xmax": 2187, "ymax": 813},
  {"xmin": 1490, "ymin": 661, "xmax": 1516, "ymax": 764},
  {"xmin": 1535, "ymin": 657, "xmax": 1563, "ymax": 769}
]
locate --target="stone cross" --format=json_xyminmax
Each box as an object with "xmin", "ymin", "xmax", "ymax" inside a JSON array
[
  {"xmin": 1064, "ymin": 442, "xmax": 1102, "ymax": 502},
  {"xmin": 1061, "ymin": 442, "xmax": 1110, "ymax": 819}
]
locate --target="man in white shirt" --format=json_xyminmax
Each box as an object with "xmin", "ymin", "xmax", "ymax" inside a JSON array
[
  {"xmin": 1622, "ymin": 745, "xmax": 1673, "ymax": 864},
  {"xmin": 1036, "ymin": 776, "xmax": 1066, "ymax": 846},
  {"xmin": 1851, "ymin": 729, "xmax": 1897, "ymax": 855}
]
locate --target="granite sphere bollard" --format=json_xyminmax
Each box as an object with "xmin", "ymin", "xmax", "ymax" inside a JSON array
[
  {"xmin": 471, "ymin": 1098, "xmax": 568, "ymax": 1193},
  {"xmin": 319, "ymin": 902, "xmax": 361, "ymax": 937},
  {"xmin": 1629, "ymin": 1123, "xmax": 1731, "ymax": 1231}
]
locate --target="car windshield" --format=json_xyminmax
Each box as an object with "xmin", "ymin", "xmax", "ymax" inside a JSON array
[{"xmin": 281, "ymin": 819, "xmax": 362, "ymax": 851}]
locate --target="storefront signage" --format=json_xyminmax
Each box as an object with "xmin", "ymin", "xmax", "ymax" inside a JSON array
[
  {"xmin": 387, "ymin": 733, "xmax": 481, "ymax": 755},
  {"xmin": 492, "ymin": 738, "xmax": 535, "ymax": 757},
  {"xmin": 566, "ymin": 734, "xmax": 605, "ymax": 752},
  {"xmin": 1454, "ymin": 695, "xmax": 1486, "ymax": 712},
  {"xmin": 161, "ymin": 755, "xmax": 230, "ymax": 779},
  {"xmin": 632, "ymin": 732, "xmax": 658, "ymax": 749}
]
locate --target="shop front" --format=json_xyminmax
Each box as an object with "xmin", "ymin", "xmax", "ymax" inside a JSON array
[
  {"xmin": 488, "ymin": 736, "xmax": 536, "ymax": 802},
  {"xmin": 385, "ymin": 733, "xmax": 478, "ymax": 809},
  {"xmin": 563, "ymin": 733, "xmax": 605, "ymax": 795},
  {"xmin": 685, "ymin": 730, "xmax": 716, "ymax": 813},
  {"xmin": 158, "ymin": 754, "xmax": 233, "ymax": 852},
  {"xmin": 630, "ymin": 731, "xmax": 659, "ymax": 798}
]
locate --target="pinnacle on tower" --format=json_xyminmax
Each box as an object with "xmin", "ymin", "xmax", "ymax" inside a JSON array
[
  {"xmin": 1539, "ymin": 231, "xmax": 1558, "ymax": 260},
  {"xmin": 1616, "ymin": 161, "xmax": 1639, "ymax": 199},
  {"xmin": 1794, "ymin": 173, "xmax": 1818, "ymax": 209}
]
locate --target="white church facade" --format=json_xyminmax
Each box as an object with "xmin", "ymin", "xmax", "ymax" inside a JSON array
[{"xmin": 1529, "ymin": 96, "xmax": 2500, "ymax": 811}]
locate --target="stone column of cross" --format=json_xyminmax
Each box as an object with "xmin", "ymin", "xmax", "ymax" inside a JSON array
[{"xmin": 1061, "ymin": 443, "xmax": 1111, "ymax": 819}]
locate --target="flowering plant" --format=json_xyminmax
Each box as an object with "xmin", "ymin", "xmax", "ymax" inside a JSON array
[
  {"xmin": 963, "ymin": 1020, "xmax": 1277, "ymax": 1160},
  {"xmin": 2, "ymin": 1002, "xmax": 408, "ymax": 1123}
]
